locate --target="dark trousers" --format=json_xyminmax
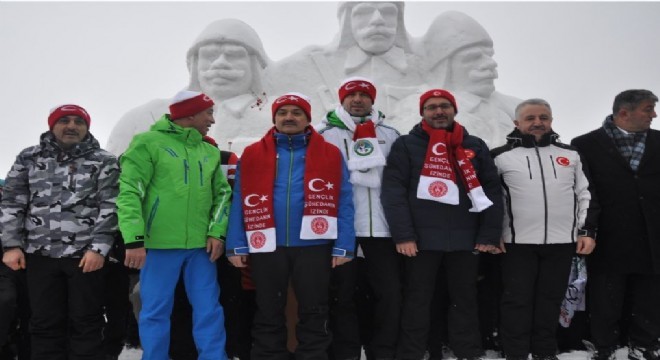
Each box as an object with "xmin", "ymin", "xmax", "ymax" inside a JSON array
[
  {"xmin": 589, "ymin": 271, "xmax": 660, "ymax": 350},
  {"xmin": 500, "ymin": 243, "xmax": 574, "ymax": 358},
  {"xmin": 26, "ymin": 254, "xmax": 106, "ymax": 360},
  {"xmin": 103, "ymin": 259, "xmax": 130, "ymax": 358},
  {"xmin": 251, "ymin": 245, "xmax": 332, "ymax": 360},
  {"xmin": 329, "ymin": 256, "xmax": 360, "ymax": 360},
  {"xmin": 0, "ymin": 265, "xmax": 18, "ymax": 348},
  {"xmin": 360, "ymin": 237, "xmax": 403, "ymax": 359},
  {"xmin": 398, "ymin": 250, "xmax": 482, "ymax": 360},
  {"xmin": 0, "ymin": 264, "xmax": 30, "ymax": 360}
]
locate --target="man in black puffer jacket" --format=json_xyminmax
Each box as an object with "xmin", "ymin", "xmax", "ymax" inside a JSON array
[{"xmin": 382, "ymin": 89, "xmax": 503, "ymax": 360}]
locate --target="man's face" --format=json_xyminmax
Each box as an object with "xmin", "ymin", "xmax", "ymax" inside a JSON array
[
  {"xmin": 449, "ymin": 45, "xmax": 498, "ymax": 98},
  {"xmin": 197, "ymin": 43, "xmax": 253, "ymax": 99},
  {"xmin": 351, "ymin": 2, "xmax": 398, "ymax": 54},
  {"xmin": 422, "ymin": 97, "xmax": 456, "ymax": 130},
  {"xmin": 341, "ymin": 91, "xmax": 373, "ymax": 117},
  {"xmin": 189, "ymin": 107, "xmax": 216, "ymax": 136},
  {"xmin": 51, "ymin": 115, "xmax": 88, "ymax": 149},
  {"xmin": 514, "ymin": 104, "xmax": 553, "ymax": 142},
  {"xmin": 621, "ymin": 100, "xmax": 657, "ymax": 132},
  {"xmin": 274, "ymin": 105, "xmax": 310, "ymax": 135}
]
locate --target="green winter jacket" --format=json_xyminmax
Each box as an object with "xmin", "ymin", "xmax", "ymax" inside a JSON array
[{"xmin": 117, "ymin": 115, "xmax": 231, "ymax": 249}]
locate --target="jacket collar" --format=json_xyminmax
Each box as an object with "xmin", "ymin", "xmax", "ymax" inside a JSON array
[
  {"xmin": 40, "ymin": 131, "xmax": 100, "ymax": 162},
  {"xmin": 152, "ymin": 115, "xmax": 203, "ymax": 146},
  {"xmin": 505, "ymin": 128, "xmax": 559, "ymax": 148}
]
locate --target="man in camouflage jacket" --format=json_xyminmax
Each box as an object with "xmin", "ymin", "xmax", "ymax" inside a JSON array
[{"xmin": 1, "ymin": 104, "xmax": 119, "ymax": 359}]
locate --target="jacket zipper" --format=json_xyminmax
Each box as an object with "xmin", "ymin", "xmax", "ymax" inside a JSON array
[
  {"xmin": 285, "ymin": 137, "xmax": 294, "ymax": 246},
  {"xmin": 533, "ymin": 144, "xmax": 549, "ymax": 244},
  {"xmin": 198, "ymin": 161, "xmax": 204, "ymax": 186}
]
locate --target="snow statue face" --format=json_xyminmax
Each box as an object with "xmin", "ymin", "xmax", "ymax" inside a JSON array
[
  {"xmin": 449, "ymin": 45, "xmax": 498, "ymax": 98},
  {"xmin": 350, "ymin": 2, "xmax": 399, "ymax": 54},
  {"xmin": 197, "ymin": 43, "xmax": 254, "ymax": 99}
]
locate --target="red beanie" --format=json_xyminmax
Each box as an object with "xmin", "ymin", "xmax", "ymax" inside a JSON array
[
  {"xmin": 272, "ymin": 92, "xmax": 311, "ymax": 121},
  {"xmin": 48, "ymin": 104, "xmax": 91, "ymax": 129},
  {"xmin": 419, "ymin": 89, "xmax": 458, "ymax": 115},
  {"xmin": 338, "ymin": 77, "xmax": 377, "ymax": 103},
  {"xmin": 170, "ymin": 90, "xmax": 215, "ymax": 120}
]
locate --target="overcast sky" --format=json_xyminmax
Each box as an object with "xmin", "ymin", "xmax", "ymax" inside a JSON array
[{"xmin": 1, "ymin": 1, "xmax": 659, "ymax": 177}]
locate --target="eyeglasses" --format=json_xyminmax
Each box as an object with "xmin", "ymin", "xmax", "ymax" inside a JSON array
[{"xmin": 423, "ymin": 104, "xmax": 454, "ymax": 112}]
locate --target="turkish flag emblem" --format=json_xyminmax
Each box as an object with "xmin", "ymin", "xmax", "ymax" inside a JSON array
[{"xmin": 556, "ymin": 157, "xmax": 570, "ymax": 166}]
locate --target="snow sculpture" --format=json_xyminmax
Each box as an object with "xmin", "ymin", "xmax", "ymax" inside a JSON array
[{"xmin": 107, "ymin": 3, "xmax": 520, "ymax": 155}]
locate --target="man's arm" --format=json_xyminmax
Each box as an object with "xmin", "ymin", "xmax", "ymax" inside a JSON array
[
  {"xmin": 332, "ymin": 158, "xmax": 355, "ymax": 265},
  {"xmin": 88, "ymin": 155, "xmax": 120, "ymax": 257},
  {"xmin": 207, "ymin": 157, "xmax": 232, "ymax": 242},
  {"xmin": 573, "ymin": 149, "xmax": 597, "ymax": 255},
  {"xmin": 0, "ymin": 151, "xmax": 31, "ymax": 251},
  {"xmin": 381, "ymin": 137, "xmax": 417, "ymax": 244},
  {"xmin": 475, "ymin": 139, "xmax": 504, "ymax": 246},
  {"xmin": 117, "ymin": 138, "xmax": 154, "ymax": 260},
  {"xmin": 225, "ymin": 162, "xmax": 250, "ymax": 265}
]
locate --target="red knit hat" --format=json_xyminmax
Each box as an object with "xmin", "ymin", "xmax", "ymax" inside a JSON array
[
  {"xmin": 338, "ymin": 77, "xmax": 377, "ymax": 103},
  {"xmin": 169, "ymin": 90, "xmax": 215, "ymax": 120},
  {"xmin": 48, "ymin": 104, "xmax": 91, "ymax": 129},
  {"xmin": 419, "ymin": 89, "xmax": 458, "ymax": 115},
  {"xmin": 272, "ymin": 92, "xmax": 311, "ymax": 121}
]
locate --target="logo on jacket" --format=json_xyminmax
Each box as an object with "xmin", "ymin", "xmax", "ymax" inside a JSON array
[
  {"xmin": 556, "ymin": 157, "xmax": 570, "ymax": 166},
  {"xmin": 308, "ymin": 178, "xmax": 333, "ymax": 192},
  {"xmin": 464, "ymin": 149, "xmax": 476, "ymax": 159},
  {"xmin": 428, "ymin": 181, "xmax": 448, "ymax": 198},
  {"xmin": 353, "ymin": 139, "xmax": 374, "ymax": 156},
  {"xmin": 311, "ymin": 217, "xmax": 329, "ymax": 235},
  {"xmin": 250, "ymin": 231, "xmax": 266, "ymax": 249}
]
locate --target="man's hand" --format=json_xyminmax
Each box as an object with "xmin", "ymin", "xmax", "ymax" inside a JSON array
[
  {"xmin": 228, "ymin": 255, "xmax": 248, "ymax": 268},
  {"xmin": 474, "ymin": 243, "xmax": 498, "ymax": 254},
  {"xmin": 79, "ymin": 250, "xmax": 105, "ymax": 273},
  {"xmin": 2, "ymin": 248, "xmax": 26, "ymax": 270},
  {"xmin": 207, "ymin": 237, "xmax": 225, "ymax": 262},
  {"xmin": 332, "ymin": 256, "xmax": 352, "ymax": 268},
  {"xmin": 576, "ymin": 236, "xmax": 596, "ymax": 255},
  {"xmin": 124, "ymin": 247, "xmax": 147, "ymax": 269},
  {"xmin": 396, "ymin": 240, "xmax": 418, "ymax": 257}
]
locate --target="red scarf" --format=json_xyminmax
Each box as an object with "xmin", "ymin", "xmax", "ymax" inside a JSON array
[
  {"xmin": 417, "ymin": 120, "xmax": 493, "ymax": 212},
  {"xmin": 240, "ymin": 127, "xmax": 343, "ymax": 252}
]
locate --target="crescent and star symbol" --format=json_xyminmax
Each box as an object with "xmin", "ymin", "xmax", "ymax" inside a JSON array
[
  {"xmin": 244, "ymin": 194, "xmax": 268, "ymax": 207},
  {"xmin": 308, "ymin": 178, "xmax": 334, "ymax": 192},
  {"xmin": 431, "ymin": 142, "xmax": 447, "ymax": 156},
  {"xmin": 345, "ymin": 82, "xmax": 370, "ymax": 91}
]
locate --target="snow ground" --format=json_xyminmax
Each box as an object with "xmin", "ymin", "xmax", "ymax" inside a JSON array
[{"xmin": 117, "ymin": 347, "xmax": 632, "ymax": 359}]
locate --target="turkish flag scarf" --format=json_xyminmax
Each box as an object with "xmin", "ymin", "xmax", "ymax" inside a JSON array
[
  {"xmin": 240, "ymin": 127, "xmax": 343, "ymax": 253},
  {"xmin": 416, "ymin": 120, "xmax": 493, "ymax": 212}
]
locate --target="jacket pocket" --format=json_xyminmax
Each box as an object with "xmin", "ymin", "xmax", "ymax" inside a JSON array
[{"xmin": 146, "ymin": 197, "xmax": 160, "ymax": 237}]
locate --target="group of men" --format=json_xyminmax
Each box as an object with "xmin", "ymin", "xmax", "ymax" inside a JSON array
[{"xmin": 1, "ymin": 81, "xmax": 659, "ymax": 360}]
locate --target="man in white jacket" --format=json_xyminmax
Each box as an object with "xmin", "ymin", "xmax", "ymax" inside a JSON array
[
  {"xmin": 491, "ymin": 98, "xmax": 597, "ymax": 360},
  {"xmin": 319, "ymin": 77, "xmax": 401, "ymax": 360}
]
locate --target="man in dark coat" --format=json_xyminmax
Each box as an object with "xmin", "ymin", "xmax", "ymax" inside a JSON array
[
  {"xmin": 571, "ymin": 89, "xmax": 660, "ymax": 360},
  {"xmin": 382, "ymin": 89, "xmax": 503, "ymax": 360}
]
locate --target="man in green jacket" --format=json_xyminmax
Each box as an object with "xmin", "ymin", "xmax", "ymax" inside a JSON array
[{"xmin": 118, "ymin": 90, "xmax": 232, "ymax": 360}]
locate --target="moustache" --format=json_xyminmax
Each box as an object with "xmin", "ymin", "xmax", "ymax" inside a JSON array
[
  {"xmin": 362, "ymin": 27, "xmax": 396, "ymax": 38},
  {"xmin": 201, "ymin": 68, "xmax": 245, "ymax": 81},
  {"xmin": 529, "ymin": 126, "xmax": 546, "ymax": 131}
]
